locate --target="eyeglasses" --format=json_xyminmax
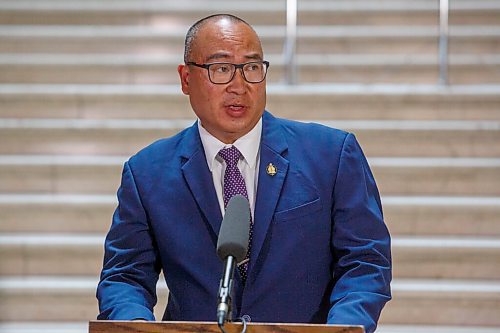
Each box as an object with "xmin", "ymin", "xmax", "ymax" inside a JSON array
[{"xmin": 186, "ymin": 61, "xmax": 270, "ymax": 84}]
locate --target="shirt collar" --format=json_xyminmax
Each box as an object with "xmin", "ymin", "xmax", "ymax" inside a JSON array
[{"xmin": 198, "ymin": 118, "xmax": 262, "ymax": 171}]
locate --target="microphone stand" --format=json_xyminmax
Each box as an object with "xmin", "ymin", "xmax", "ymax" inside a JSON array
[{"xmin": 217, "ymin": 255, "xmax": 236, "ymax": 328}]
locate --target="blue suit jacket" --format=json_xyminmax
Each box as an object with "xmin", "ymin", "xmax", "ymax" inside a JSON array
[{"xmin": 97, "ymin": 111, "xmax": 391, "ymax": 333}]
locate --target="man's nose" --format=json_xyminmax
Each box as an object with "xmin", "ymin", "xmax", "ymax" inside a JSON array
[{"xmin": 226, "ymin": 68, "xmax": 247, "ymax": 94}]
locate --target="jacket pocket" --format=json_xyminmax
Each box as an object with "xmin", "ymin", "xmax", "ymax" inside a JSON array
[{"xmin": 274, "ymin": 197, "xmax": 322, "ymax": 224}]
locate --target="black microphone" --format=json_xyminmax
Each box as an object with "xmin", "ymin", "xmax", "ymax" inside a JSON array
[{"xmin": 216, "ymin": 195, "xmax": 250, "ymax": 327}]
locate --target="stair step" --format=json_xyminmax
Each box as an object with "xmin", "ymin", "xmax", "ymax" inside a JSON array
[
  {"xmin": 0, "ymin": 322, "xmax": 87, "ymax": 333},
  {"xmin": 383, "ymin": 196, "xmax": 500, "ymax": 236},
  {"xmin": 2, "ymin": 84, "xmax": 500, "ymax": 121},
  {"xmin": 381, "ymin": 279, "xmax": 500, "ymax": 326},
  {"xmin": 1, "ymin": 119, "xmax": 499, "ymax": 157},
  {"xmin": 372, "ymin": 157, "xmax": 500, "ymax": 196},
  {"xmin": 0, "ymin": 25, "xmax": 498, "ymax": 55},
  {"xmin": 0, "ymin": 276, "xmax": 168, "ymax": 321},
  {"xmin": 2, "ymin": 194, "xmax": 499, "ymax": 236},
  {"xmin": 0, "ymin": 0, "xmax": 498, "ymax": 26},
  {"xmin": 392, "ymin": 237, "xmax": 500, "ymax": 279},
  {"xmin": 0, "ymin": 234, "xmax": 104, "ymax": 276},
  {"xmin": 0, "ymin": 54, "xmax": 498, "ymax": 84},
  {"xmin": 0, "ymin": 155, "xmax": 123, "ymax": 194},
  {"xmin": 0, "ymin": 194, "xmax": 115, "ymax": 233},
  {"xmin": 1, "ymin": 155, "xmax": 499, "ymax": 196},
  {"xmin": 0, "ymin": 1, "xmax": 287, "ymax": 27},
  {"xmin": 1, "ymin": 276, "xmax": 499, "ymax": 326},
  {"xmin": 1, "ymin": 234, "xmax": 499, "ymax": 280}
]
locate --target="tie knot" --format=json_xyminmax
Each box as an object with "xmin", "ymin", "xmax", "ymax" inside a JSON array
[{"xmin": 218, "ymin": 146, "xmax": 242, "ymax": 167}]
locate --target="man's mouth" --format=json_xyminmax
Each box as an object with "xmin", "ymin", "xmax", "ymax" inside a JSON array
[{"xmin": 226, "ymin": 104, "xmax": 246, "ymax": 111}]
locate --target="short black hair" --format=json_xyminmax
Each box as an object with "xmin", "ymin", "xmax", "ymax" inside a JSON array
[{"xmin": 183, "ymin": 14, "xmax": 256, "ymax": 63}]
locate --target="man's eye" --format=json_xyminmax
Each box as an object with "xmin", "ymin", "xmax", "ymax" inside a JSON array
[
  {"xmin": 245, "ymin": 63, "xmax": 263, "ymax": 72},
  {"xmin": 214, "ymin": 65, "xmax": 231, "ymax": 73}
]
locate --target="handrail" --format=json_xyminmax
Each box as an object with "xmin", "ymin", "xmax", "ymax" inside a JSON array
[
  {"xmin": 438, "ymin": 0, "xmax": 449, "ymax": 85},
  {"xmin": 283, "ymin": 0, "xmax": 450, "ymax": 85},
  {"xmin": 283, "ymin": 0, "xmax": 298, "ymax": 85}
]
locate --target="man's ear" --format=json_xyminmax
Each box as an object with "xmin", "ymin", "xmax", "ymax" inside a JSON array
[{"xmin": 178, "ymin": 64, "xmax": 190, "ymax": 95}]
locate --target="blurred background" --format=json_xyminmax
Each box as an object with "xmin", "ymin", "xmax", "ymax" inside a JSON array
[{"xmin": 0, "ymin": 0, "xmax": 499, "ymax": 332}]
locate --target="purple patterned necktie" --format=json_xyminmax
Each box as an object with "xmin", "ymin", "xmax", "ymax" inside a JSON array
[{"xmin": 218, "ymin": 145, "xmax": 252, "ymax": 283}]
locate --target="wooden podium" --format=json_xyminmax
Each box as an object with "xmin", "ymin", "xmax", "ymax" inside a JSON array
[{"xmin": 89, "ymin": 320, "xmax": 364, "ymax": 333}]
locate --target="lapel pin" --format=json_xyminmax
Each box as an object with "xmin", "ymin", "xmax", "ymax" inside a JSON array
[{"xmin": 266, "ymin": 163, "xmax": 277, "ymax": 176}]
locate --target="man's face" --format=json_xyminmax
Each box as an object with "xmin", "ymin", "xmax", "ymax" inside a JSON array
[{"xmin": 178, "ymin": 19, "xmax": 266, "ymax": 144}]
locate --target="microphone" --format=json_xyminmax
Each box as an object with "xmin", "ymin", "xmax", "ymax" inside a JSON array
[{"xmin": 216, "ymin": 195, "xmax": 251, "ymax": 327}]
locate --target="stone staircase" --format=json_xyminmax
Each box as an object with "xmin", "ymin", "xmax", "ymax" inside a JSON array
[{"xmin": 0, "ymin": 1, "xmax": 499, "ymax": 332}]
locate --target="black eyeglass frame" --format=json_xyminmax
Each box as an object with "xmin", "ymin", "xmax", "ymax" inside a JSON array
[{"xmin": 186, "ymin": 61, "xmax": 270, "ymax": 84}]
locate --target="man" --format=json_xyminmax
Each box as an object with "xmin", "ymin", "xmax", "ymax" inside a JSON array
[{"xmin": 97, "ymin": 14, "xmax": 391, "ymax": 333}]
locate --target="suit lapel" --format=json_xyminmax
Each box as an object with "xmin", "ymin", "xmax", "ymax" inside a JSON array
[
  {"xmin": 250, "ymin": 112, "xmax": 289, "ymax": 278},
  {"xmin": 180, "ymin": 124, "xmax": 223, "ymax": 237}
]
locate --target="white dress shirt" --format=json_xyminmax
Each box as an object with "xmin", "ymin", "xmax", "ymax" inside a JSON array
[{"xmin": 198, "ymin": 118, "xmax": 262, "ymax": 219}]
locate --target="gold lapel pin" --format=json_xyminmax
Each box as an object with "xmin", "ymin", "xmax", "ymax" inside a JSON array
[{"xmin": 266, "ymin": 163, "xmax": 277, "ymax": 176}]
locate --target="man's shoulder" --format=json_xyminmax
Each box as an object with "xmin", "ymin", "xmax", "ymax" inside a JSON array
[{"xmin": 128, "ymin": 124, "xmax": 196, "ymax": 168}]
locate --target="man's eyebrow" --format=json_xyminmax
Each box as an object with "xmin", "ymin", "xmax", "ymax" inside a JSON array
[
  {"xmin": 205, "ymin": 52, "xmax": 263, "ymax": 62},
  {"xmin": 206, "ymin": 53, "xmax": 230, "ymax": 62},
  {"xmin": 245, "ymin": 53, "xmax": 263, "ymax": 61}
]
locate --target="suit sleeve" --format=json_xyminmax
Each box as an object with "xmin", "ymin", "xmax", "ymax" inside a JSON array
[
  {"xmin": 327, "ymin": 133, "xmax": 392, "ymax": 333},
  {"xmin": 96, "ymin": 161, "xmax": 161, "ymax": 320}
]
